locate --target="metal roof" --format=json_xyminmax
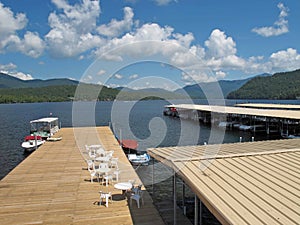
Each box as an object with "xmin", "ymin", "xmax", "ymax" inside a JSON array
[
  {"xmin": 30, "ymin": 117, "xmax": 59, "ymax": 123},
  {"xmin": 165, "ymin": 104, "xmax": 300, "ymax": 120},
  {"xmin": 148, "ymin": 139, "xmax": 300, "ymax": 225},
  {"xmin": 235, "ymin": 103, "xmax": 300, "ymax": 110}
]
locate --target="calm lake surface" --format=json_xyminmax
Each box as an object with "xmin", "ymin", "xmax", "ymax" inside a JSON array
[{"xmin": 1, "ymin": 99, "xmax": 299, "ymax": 180}]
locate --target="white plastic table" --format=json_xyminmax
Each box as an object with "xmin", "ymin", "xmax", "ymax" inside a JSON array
[
  {"xmin": 95, "ymin": 156, "xmax": 110, "ymax": 162},
  {"xmin": 114, "ymin": 182, "xmax": 133, "ymax": 195}
]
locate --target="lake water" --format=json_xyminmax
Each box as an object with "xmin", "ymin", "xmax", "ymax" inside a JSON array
[{"xmin": 1, "ymin": 98, "xmax": 299, "ymax": 180}]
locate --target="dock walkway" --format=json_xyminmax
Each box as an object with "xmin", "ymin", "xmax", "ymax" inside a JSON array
[{"xmin": 0, "ymin": 127, "xmax": 165, "ymax": 225}]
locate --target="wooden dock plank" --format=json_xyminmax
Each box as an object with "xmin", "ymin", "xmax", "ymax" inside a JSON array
[{"xmin": 0, "ymin": 127, "xmax": 165, "ymax": 225}]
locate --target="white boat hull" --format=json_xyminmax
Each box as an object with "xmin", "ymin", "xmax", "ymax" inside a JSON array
[
  {"xmin": 128, "ymin": 153, "xmax": 151, "ymax": 166},
  {"xmin": 21, "ymin": 140, "xmax": 45, "ymax": 152}
]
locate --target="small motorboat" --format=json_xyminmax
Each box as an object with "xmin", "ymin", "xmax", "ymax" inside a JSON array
[
  {"xmin": 21, "ymin": 135, "xmax": 45, "ymax": 152},
  {"xmin": 127, "ymin": 153, "xmax": 151, "ymax": 166}
]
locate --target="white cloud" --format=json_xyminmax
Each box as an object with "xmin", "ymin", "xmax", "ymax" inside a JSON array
[
  {"xmin": 252, "ymin": 3, "xmax": 289, "ymax": 37},
  {"xmin": 0, "ymin": 2, "xmax": 27, "ymax": 38},
  {"xmin": 181, "ymin": 70, "xmax": 216, "ymax": 83},
  {"xmin": 269, "ymin": 48, "xmax": 300, "ymax": 71},
  {"xmin": 8, "ymin": 32, "xmax": 45, "ymax": 58},
  {"xmin": 9, "ymin": 71, "xmax": 33, "ymax": 80},
  {"xmin": 97, "ymin": 7, "xmax": 135, "ymax": 37},
  {"xmin": 129, "ymin": 74, "xmax": 139, "ymax": 79},
  {"xmin": 0, "ymin": 3, "xmax": 44, "ymax": 57},
  {"xmin": 0, "ymin": 63, "xmax": 33, "ymax": 80},
  {"xmin": 93, "ymin": 23, "xmax": 176, "ymax": 59},
  {"xmin": 97, "ymin": 69, "xmax": 106, "ymax": 76},
  {"xmin": 205, "ymin": 29, "xmax": 236, "ymax": 59},
  {"xmin": 0, "ymin": 62, "xmax": 17, "ymax": 71},
  {"xmin": 45, "ymin": 0, "xmax": 103, "ymax": 57},
  {"xmin": 215, "ymin": 71, "xmax": 226, "ymax": 79},
  {"xmin": 153, "ymin": 0, "xmax": 176, "ymax": 6},
  {"xmin": 114, "ymin": 73, "xmax": 123, "ymax": 79}
]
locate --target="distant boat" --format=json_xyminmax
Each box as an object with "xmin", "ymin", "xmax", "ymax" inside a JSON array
[
  {"xmin": 128, "ymin": 153, "xmax": 151, "ymax": 166},
  {"xmin": 21, "ymin": 135, "xmax": 45, "ymax": 152}
]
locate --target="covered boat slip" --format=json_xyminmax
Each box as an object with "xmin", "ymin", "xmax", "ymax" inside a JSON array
[
  {"xmin": 165, "ymin": 104, "xmax": 300, "ymax": 120},
  {"xmin": 0, "ymin": 127, "xmax": 164, "ymax": 225},
  {"xmin": 148, "ymin": 139, "xmax": 300, "ymax": 225}
]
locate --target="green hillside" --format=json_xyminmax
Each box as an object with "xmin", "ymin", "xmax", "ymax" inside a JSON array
[
  {"xmin": 0, "ymin": 72, "xmax": 78, "ymax": 88},
  {"xmin": 227, "ymin": 69, "xmax": 300, "ymax": 99},
  {"xmin": 0, "ymin": 84, "xmax": 119, "ymax": 103}
]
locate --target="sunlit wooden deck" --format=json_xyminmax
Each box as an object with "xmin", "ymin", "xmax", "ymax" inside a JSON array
[{"xmin": 0, "ymin": 127, "xmax": 165, "ymax": 225}]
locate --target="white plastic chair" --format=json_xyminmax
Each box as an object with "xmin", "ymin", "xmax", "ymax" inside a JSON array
[
  {"xmin": 99, "ymin": 191, "xmax": 112, "ymax": 207},
  {"xmin": 110, "ymin": 157, "xmax": 118, "ymax": 168},
  {"xmin": 88, "ymin": 167, "xmax": 99, "ymax": 183},
  {"xmin": 99, "ymin": 162, "xmax": 108, "ymax": 169},
  {"xmin": 105, "ymin": 150, "xmax": 114, "ymax": 159},
  {"xmin": 130, "ymin": 190, "xmax": 144, "ymax": 208},
  {"xmin": 86, "ymin": 160, "xmax": 93, "ymax": 169},
  {"xmin": 103, "ymin": 173, "xmax": 113, "ymax": 186},
  {"xmin": 113, "ymin": 169, "xmax": 120, "ymax": 182},
  {"xmin": 96, "ymin": 148, "xmax": 106, "ymax": 156}
]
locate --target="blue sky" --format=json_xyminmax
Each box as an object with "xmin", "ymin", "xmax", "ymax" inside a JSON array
[{"xmin": 0, "ymin": 0, "xmax": 299, "ymax": 90}]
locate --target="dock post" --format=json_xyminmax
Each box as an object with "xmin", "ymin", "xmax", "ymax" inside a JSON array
[
  {"xmin": 173, "ymin": 172, "xmax": 177, "ymax": 225},
  {"xmin": 194, "ymin": 195, "xmax": 199, "ymax": 225},
  {"xmin": 240, "ymin": 137, "xmax": 242, "ymax": 142},
  {"xmin": 252, "ymin": 137, "xmax": 254, "ymax": 142},
  {"xmin": 182, "ymin": 180, "xmax": 186, "ymax": 215}
]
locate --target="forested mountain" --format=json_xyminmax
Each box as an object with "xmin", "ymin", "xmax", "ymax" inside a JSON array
[
  {"xmin": 0, "ymin": 73, "xmax": 184, "ymax": 103},
  {"xmin": 1, "ymin": 69, "xmax": 300, "ymax": 103},
  {"xmin": 0, "ymin": 84, "xmax": 120, "ymax": 103},
  {"xmin": 175, "ymin": 78, "xmax": 252, "ymax": 99},
  {"xmin": 0, "ymin": 73, "xmax": 78, "ymax": 88},
  {"xmin": 227, "ymin": 69, "xmax": 300, "ymax": 99}
]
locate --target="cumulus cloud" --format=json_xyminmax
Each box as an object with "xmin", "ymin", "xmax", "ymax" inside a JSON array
[
  {"xmin": 114, "ymin": 73, "xmax": 123, "ymax": 79},
  {"xmin": 269, "ymin": 48, "xmax": 300, "ymax": 71},
  {"xmin": 97, "ymin": 69, "xmax": 106, "ymax": 76},
  {"xmin": 8, "ymin": 71, "xmax": 33, "ymax": 80},
  {"xmin": 205, "ymin": 29, "xmax": 236, "ymax": 58},
  {"xmin": 129, "ymin": 74, "xmax": 139, "ymax": 79},
  {"xmin": 0, "ymin": 62, "xmax": 17, "ymax": 71},
  {"xmin": 97, "ymin": 7, "xmax": 135, "ymax": 37},
  {"xmin": 252, "ymin": 3, "xmax": 289, "ymax": 37},
  {"xmin": 45, "ymin": 0, "xmax": 103, "ymax": 57},
  {"xmin": 0, "ymin": 63, "xmax": 33, "ymax": 80},
  {"xmin": 0, "ymin": 3, "xmax": 44, "ymax": 57},
  {"xmin": 153, "ymin": 0, "xmax": 177, "ymax": 6}
]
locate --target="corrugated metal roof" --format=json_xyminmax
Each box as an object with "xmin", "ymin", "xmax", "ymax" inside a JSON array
[
  {"xmin": 235, "ymin": 103, "xmax": 300, "ymax": 109},
  {"xmin": 165, "ymin": 104, "xmax": 300, "ymax": 120},
  {"xmin": 148, "ymin": 139, "xmax": 300, "ymax": 225}
]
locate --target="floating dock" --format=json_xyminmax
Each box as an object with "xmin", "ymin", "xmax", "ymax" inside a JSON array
[{"xmin": 0, "ymin": 127, "xmax": 165, "ymax": 225}]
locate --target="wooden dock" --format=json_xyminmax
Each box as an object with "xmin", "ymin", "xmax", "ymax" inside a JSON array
[{"xmin": 0, "ymin": 127, "xmax": 165, "ymax": 225}]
